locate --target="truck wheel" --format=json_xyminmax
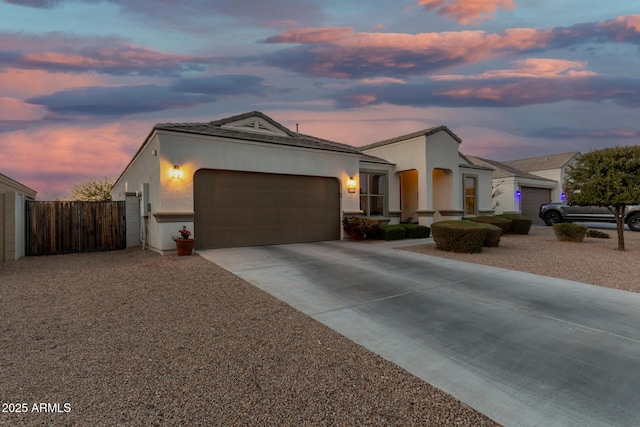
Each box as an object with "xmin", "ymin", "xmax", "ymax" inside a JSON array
[
  {"xmin": 543, "ymin": 211, "xmax": 563, "ymax": 226},
  {"xmin": 628, "ymin": 213, "xmax": 640, "ymax": 232}
]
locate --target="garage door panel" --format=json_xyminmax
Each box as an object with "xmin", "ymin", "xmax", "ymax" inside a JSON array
[
  {"xmin": 194, "ymin": 170, "xmax": 340, "ymax": 249},
  {"xmin": 521, "ymin": 186, "xmax": 551, "ymax": 224}
]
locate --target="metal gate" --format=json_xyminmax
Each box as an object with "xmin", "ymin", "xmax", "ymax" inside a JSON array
[{"xmin": 25, "ymin": 201, "xmax": 126, "ymax": 255}]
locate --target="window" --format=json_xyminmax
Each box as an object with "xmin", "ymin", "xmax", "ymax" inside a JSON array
[
  {"xmin": 464, "ymin": 176, "xmax": 477, "ymax": 215},
  {"xmin": 360, "ymin": 172, "xmax": 386, "ymax": 216}
]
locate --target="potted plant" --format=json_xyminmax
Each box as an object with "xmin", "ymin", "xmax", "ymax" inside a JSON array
[{"xmin": 173, "ymin": 226, "xmax": 195, "ymax": 256}]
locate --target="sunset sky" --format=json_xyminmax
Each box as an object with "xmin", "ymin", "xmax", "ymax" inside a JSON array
[{"xmin": 1, "ymin": 0, "xmax": 639, "ymax": 200}]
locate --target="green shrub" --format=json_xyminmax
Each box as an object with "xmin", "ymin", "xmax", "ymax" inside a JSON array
[
  {"xmin": 586, "ymin": 229, "xmax": 611, "ymax": 239},
  {"xmin": 399, "ymin": 224, "xmax": 431, "ymax": 238},
  {"xmin": 553, "ymin": 223, "xmax": 588, "ymax": 242},
  {"xmin": 342, "ymin": 216, "xmax": 379, "ymax": 240},
  {"xmin": 470, "ymin": 215, "xmax": 512, "ymax": 233},
  {"xmin": 431, "ymin": 220, "xmax": 487, "ymax": 253},
  {"xmin": 494, "ymin": 214, "xmax": 532, "ymax": 235},
  {"xmin": 478, "ymin": 223, "xmax": 502, "ymax": 247},
  {"xmin": 378, "ymin": 225, "xmax": 407, "ymax": 241}
]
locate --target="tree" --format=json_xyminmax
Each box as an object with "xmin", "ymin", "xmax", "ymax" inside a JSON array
[
  {"xmin": 70, "ymin": 176, "xmax": 115, "ymax": 201},
  {"xmin": 564, "ymin": 146, "xmax": 640, "ymax": 251},
  {"xmin": 492, "ymin": 179, "xmax": 504, "ymax": 210}
]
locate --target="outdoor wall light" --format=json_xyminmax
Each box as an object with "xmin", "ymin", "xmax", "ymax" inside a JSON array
[
  {"xmin": 516, "ymin": 190, "xmax": 521, "ymax": 197},
  {"xmin": 347, "ymin": 176, "xmax": 356, "ymax": 193},
  {"xmin": 172, "ymin": 165, "xmax": 182, "ymax": 179},
  {"xmin": 561, "ymin": 192, "xmax": 566, "ymax": 202}
]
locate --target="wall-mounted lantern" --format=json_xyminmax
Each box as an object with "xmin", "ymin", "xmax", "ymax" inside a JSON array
[
  {"xmin": 561, "ymin": 192, "xmax": 566, "ymax": 202},
  {"xmin": 516, "ymin": 190, "xmax": 521, "ymax": 198},
  {"xmin": 347, "ymin": 176, "xmax": 356, "ymax": 193},
  {"xmin": 172, "ymin": 165, "xmax": 182, "ymax": 179}
]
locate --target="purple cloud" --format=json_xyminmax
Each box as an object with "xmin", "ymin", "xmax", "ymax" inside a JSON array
[
  {"xmin": 2, "ymin": 0, "xmax": 64, "ymax": 8},
  {"xmin": 2, "ymin": 0, "xmax": 323, "ymax": 25},
  {"xmin": 262, "ymin": 16, "xmax": 640, "ymax": 79},
  {"xmin": 527, "ymin": 127, "xmax": 640, "ymax": 140},
  {"xmin": 334, "ymin": 76, "xmax": 640, "ymax": 109},
  {"xmin": 25, "ymin": 74, "xmax": 269, "ymax": 117},
  {"xmin": 0, "ymin": 31, "xmax": 213, "ymax": 76}
]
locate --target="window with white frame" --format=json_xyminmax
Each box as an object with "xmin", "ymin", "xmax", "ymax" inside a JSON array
[
  {"xmin": 464, "ymin": 175, "xmax": 477, "ymax": 215},
  {"xmin": 360, "ymin": 172, "xmax": 386, "ymax": 216}
]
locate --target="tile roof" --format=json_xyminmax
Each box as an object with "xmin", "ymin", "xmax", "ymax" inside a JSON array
[
  {"xmin": 467, "ymin": 156, "xmax": 556, "ymax": 181},
  {"xmin": 501, "ymin": 152, "xmax": 579, "ymax": 172},
  {"xmin": 154, "ymin": 111, "xmax": 369, "ymax": 157},
  {"xmin": 0, "ymin": 172, "xmax": 37, "ymax": 197},
  {"xmin": 459, "ymin": 153, "xmax": 494, "ymax": 171},
  {"xmin": 359, "ymin": 125, "xmax": 462, "ymax": 151}
]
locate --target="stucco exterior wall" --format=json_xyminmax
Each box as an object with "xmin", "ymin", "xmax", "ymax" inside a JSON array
[
  {"xmin": 358, "ymin": 160, "xmax": 399, "ymax": 223},
  {"xmin": 0, "ymin": 193, "xmax": 5, "ymax": 262},
  {"xmin": 361, "ymin": 136, "xmax": 430, "ymax": 224},
  {"xmin": 460, "ymin": 166, "xmax": 494, "ymax": 215},
  {"xmin": 114, "ymin": 131, "xmax": 361, "ymax": 253},
  {"xmin": 1, "ymin": 174, "xmax": 36, "ymax": 262},
  {"xmin": 492, "ymin": 176, "xmax": 557, "ymax": 214},
  {"xmin": 362, "ymin": 131, "xmax": 479, "ymax": 225},
  {"xmin": 112, "ymin": 135, "xmax": 161, "ymax": 250},
  {"xmin": 492, "ymin": 177, "xmax": 520, "ymax": 214},
  {"xmin": 1, "ymin": 192, "xmax": 26, "ymax": 262},
  {"xmin": 525, "ymin": 168, "xmax": 566, "ymax": 202}
]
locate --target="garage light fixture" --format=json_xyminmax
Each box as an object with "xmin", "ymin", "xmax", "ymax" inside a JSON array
[
  {"xmin": 347, "ymin": 177, "xmax": 356, "ymax": 193},
  {"xmin": 516, "ymin": 190, "xmax": 521, "ymax": 198},
  {"xmin": 172, "ymin": 165, "xmax": 182, "ymax": 179}
]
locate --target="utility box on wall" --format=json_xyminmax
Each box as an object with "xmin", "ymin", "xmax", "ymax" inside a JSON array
[{"xmin": 125, "ymin": 192, "xmax": 141, "ymax": 247}]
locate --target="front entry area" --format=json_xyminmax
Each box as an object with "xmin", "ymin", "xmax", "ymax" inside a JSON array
[{"xmin": 193, "ymin": 170, "xmax": 340, "ymax": 249}]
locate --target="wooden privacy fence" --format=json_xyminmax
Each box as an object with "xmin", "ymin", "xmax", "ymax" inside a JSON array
[{"xmin": 26, "ymin": 201, "xmax": 126, "ymax": 255}]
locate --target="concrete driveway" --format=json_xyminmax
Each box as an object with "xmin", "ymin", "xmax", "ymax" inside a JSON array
[{"xmin": 199, "ymin": 239, "xmax": 640, "ymax": 427}]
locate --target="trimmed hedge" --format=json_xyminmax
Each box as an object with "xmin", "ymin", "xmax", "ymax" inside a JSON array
[
  {"xmin": 378, "ymin": 224, "xmax": 407, "ymax": 241},
  {"xmin": 586, "ymin": 229, "xmax": 611, "ymax": 239},
  {"xmin": 494, "ymin": 214, "xmax": 532, "ymax": 235},
  {"xmin": 342, "ymin": 216, "xmax": 379, "ymax": 240},
  {"xmin": 399, "ymin": 224, "xmax": 431, "ymax": 238},
  {"xmin": 478, "ymin": 223, "xmax": 502, "ymax": 247},
  {"xmin": 431, "ymin": 220, "xmax": 488, "ymax": 253},
  {"xmin": 553, "ymin": 223, "xmax": 587, "ymax": 242},
  {"xmin": 470, "ymin": 215, "xmax": 512, "ymax": 233}
]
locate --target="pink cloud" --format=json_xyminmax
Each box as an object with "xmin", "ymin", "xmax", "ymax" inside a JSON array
[
  {"xmin": 0, "ymin": 121, "xmax": 149, "ymax": 200},
  {"xmin": 416, "ymin": 0, "xmax": 515, "ymax": 24},
  {"xmin": 0, "ymin": 31, "xmax": 211, "ymax": 76},
  {"xmin": 264, "ymin": 15, "xmax": 640, "ymax": 79},
  {"xmin": 0, "ymin": 97, "xmax": 46, "ymax": 120},
  {"xmin": 433, "ymin": 58, "xmax": 597, "ymax": 80},
  {"xmin": 265, "ymin": 26, "xmax": 554, "ymax": 77},
  {"xmin": 0, "ymin": 69, "xmax": 106, "ymax": 98},
  {"xmin": 265, "ymin": 26, "xmax": 354, "ymax": 44},
  {"xmin": 598, "ymin": 15, "xmax": 640, "ymax": 36}
]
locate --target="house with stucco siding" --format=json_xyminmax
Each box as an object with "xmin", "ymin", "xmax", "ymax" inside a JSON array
[
  {"xmin": 112, "ymin": 111, "xmax": 494, "ymax": 254},
  {"xmin": 0, "ymin": 173, "xmax": 37, "ymax": 262},
  {"xmin": 469, "ymin": 152, "xmax": 579, "ymax": 224}
]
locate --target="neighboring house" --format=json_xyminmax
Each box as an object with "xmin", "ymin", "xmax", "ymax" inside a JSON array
[
  {"xmin": 468, "ymin": 152, "xmax": 579, "ymax": 224},
  {"xmin": 112, "ymin": 111, "xmax": 494, "ymax": 253},
  {"xmin": 0, "ymin": 173, "xmax": 37, "ymax": 262}
]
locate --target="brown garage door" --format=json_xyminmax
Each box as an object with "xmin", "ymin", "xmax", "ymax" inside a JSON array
[
  {"xmin": 194, "ymin": 170, "xmax": 340, "ymax": 249},
  {"xmin": 520, "ymin": 186, "xmax": 551, "ymax": 224}
]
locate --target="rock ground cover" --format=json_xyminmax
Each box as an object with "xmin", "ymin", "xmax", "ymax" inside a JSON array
[{"xmin": 1, "ymin": 248, "xmax": 497, "ymax": 426}]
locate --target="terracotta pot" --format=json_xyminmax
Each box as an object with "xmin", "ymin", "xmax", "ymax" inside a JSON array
[{"xmin": 175, "ymin": 239, "xmax": 196, "ymax": 256}]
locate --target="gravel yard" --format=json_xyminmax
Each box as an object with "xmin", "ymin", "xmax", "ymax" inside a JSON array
[
  {"xmin": 1, "ymin": 247, "xmax": 497, "ymax": 426},
  {"xmin": 402, "ymin": 225, "xmax": 640, "ymax": 292}
]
